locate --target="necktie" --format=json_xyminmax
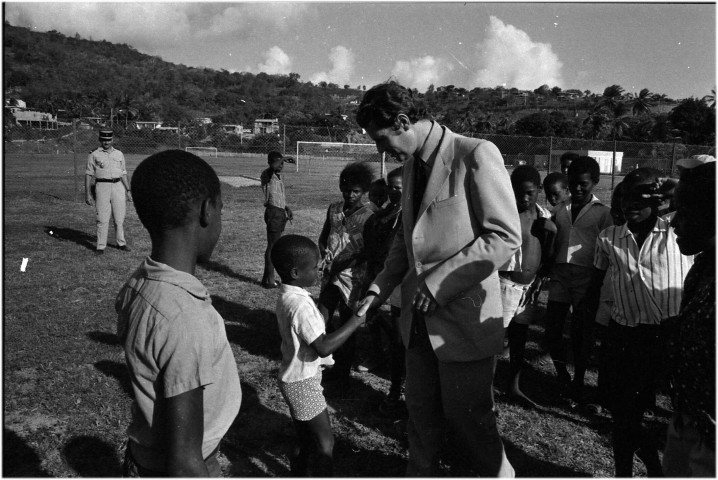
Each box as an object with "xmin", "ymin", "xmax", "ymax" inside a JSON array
[{"xmin": 413, "ymin": 157, "xmax": 428, "ymax": 223}]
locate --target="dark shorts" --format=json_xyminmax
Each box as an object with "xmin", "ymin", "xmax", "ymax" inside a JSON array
[{"xmin": 264, "ymin": 205, "xmax": 287, "ymax": 234}]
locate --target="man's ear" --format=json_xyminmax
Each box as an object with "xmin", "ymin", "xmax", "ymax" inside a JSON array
[
  {"xmin": 395, "ymin": 114, "xmax": 411, "ymax": 131},
  {"xmin": 289, "ymin": 266, "xmax": 300, "ymax": 280},
  {"xmin": 199, "ymin": 197, "xmax": 212, "ymax": 228}
]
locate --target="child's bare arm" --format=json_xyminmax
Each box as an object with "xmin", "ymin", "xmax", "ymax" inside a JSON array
[
  {"xmin": 310, "ymin": 313, "xmax": 366, "ymax": 358},
  {"xmin": 584, "ymin": 267, "xmax": 607, "ymax": 314},
  {"xmin": 317, "ymin": 207, "xmax": 332, "ymax": 257},
  {"xmin": 159, "ymin": 387, "xmax": 208, "ymax": 476}
]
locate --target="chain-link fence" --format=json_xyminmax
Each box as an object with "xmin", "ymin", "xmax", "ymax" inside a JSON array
[{"xmin": 5, "ymin": 121, "xmax": 714, "ymax": 178}]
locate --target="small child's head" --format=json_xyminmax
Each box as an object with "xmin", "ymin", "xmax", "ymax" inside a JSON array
[
  {"xmin": 132, "ymin": 150, "xmax": 222, "ymax": 262},
  {"xmin": 610, "ymin": 181, "xmax": 626, "ymax": 226},
  {"xmin": 268, "ymin": 150, "xmax": 285, "ymax": 172},
  {"xmin": 567, "ymin": 156, "xmax": 600, "ymax": 205},
  {"xmin": 620, "ymin": 168, "xmax": 661, "ymax": 225},
  {"xmin": 560, "ymin": 151, "xmax": 580, "ymax": 175},
  {"xmin": 510, "ymin": 165, "xmax": 542, "ymax": 212},
  {"xmin": 369, "ymin": 179, "xmax": 388, "ymax": 207},
  {"xmin": 270, "ymin": 234, "xmax": 321, "ymax": 287},
  {"xmin": 543, "ymin": 172, "xmax": 570, "ymax": 207},
  {"xmin": 339, "ymin": 161, "xmax": 374, "ymax": 209},
  {"xmin": 386, "ymin": 166, "xmax": 403, "ymax": 205}
]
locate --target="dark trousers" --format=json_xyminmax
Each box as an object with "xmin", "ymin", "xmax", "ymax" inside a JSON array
[
  {"xmin": 604, "ymin": 320, "xmax": 663, "ymax": 477},
  {"xmin": 367, "ymin": 306, "xmax": 405, "ymax": 398},
  {"xmin": 262, "ymin": 206, "xmax": 287, "ymax": 285}
]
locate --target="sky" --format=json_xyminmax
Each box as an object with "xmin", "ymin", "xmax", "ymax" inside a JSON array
[{"xmin": 4, "ymin": 2, "xmax": 716, "ymax": 100}]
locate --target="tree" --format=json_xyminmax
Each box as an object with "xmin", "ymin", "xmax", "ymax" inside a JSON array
[
  {"xmin": 702, "ymin": 87, "xmax": 716, "ymax": 109},
  {"xmin": 669, "ymin": 97, "xmax": 716, "ymax": 145},
  {"xmin": 631, "ymin": 88, "xmax": 654, "ymax": 116},
  {"xmin": 551, "ymin": 86, "xmax": 562, "ymax": 96},
  {"xmin": 515, "ymin": 112, "xmax": 553, "ymax": 137}
]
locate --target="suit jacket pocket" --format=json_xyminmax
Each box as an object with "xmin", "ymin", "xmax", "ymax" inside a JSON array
[{"xmin": 433, "ymin": 195, "xmax": 465, "ymax": 208}]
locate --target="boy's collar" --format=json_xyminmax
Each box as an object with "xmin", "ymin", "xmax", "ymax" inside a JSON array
[{"xmin": 619, "ymin": 215, "xmax": 667, "ymax": 238}]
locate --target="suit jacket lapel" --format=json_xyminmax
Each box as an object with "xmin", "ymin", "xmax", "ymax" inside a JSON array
[{"xmin": 418, "ymin": 127, "xmax": 453, "ymax": 219}]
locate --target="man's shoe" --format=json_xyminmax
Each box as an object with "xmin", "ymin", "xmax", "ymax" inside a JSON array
[
  {"xmin": 119, "ymin": 245, "xmax": 131, "ymax": 252},
  {"xmin": 355, "ymin": 357, "xmax": 384, "ymax": 373},
  {"xmin": 95, "ymin": 249, "xmax": 105, "ymax": 256}
]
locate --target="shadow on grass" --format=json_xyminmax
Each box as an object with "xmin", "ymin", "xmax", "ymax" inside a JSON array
[
  {"xmin": 62, "ymin": 435, "xmax": 121, "ymax": 477},
  {"xmin": 212, "ymin": 295, "xmax": 282, "ymax": 360},
  {"xmin": 200, "ymin": 260, "xmax": 263, "ymax": 287},
  {"xmin": 3, "ymin": 428, "xmax": 50, "ymax": 477},
  {"xmin": 504, "ymin": 438, "xmax": 592, "ymax": 477},
  {"xmin": 94, "ymin": 360, "xmax": 133, "ymax": 397},
  {"xmin": 44, "ymin": 226, "xmax": 95, "ymax": 251},
  {"xmin": 87, "ymin": 331, "xmax": 120, "ymax": 346}
]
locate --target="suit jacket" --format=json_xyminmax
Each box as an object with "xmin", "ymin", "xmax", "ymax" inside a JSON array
[{"xmin": 368, "ymin": 123, "xmax": 521, "ymax": 362}]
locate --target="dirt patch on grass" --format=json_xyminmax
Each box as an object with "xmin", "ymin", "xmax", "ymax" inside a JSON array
[{"xmin": 219, "ymin": 175, "xmax": 261, "ymax": 188}]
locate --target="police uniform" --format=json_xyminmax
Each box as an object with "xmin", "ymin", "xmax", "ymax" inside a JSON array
[{"xmin": 85, "ymin": 130, "xmax": 130, "ymax": 253}]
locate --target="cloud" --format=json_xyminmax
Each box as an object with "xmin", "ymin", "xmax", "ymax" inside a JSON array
[
  {"xmin": 257, "ymin": 46, "xmax": 292, "ymax": 75},
  {"xmin": 473, "ymin": 16, "xmax": 563, "ymax": 90},
  {"xmin": 310, "ymin": 46, "xmax": 355, "ymax": 85},
  {"xmin": 391, "ymin": 56, "xmax": 455, "ymax": 92}
]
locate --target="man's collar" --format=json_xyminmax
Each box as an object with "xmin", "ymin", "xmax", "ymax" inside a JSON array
[{"xmin": 619, "ymin": 215, "xmax": 667, "ymax": 238}]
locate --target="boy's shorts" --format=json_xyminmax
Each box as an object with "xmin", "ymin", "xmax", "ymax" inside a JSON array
[
  {"xmin": 264, "ymin": 205, "xmax": 287, "ymax": 234},
  {"xmin": 500, "ymin": 276, "xmax": 539, "ymax": 327},
  {"xmin": 279, "ymin": 371, "xmax": 326, "ymax": 421},
  {"xmin": 548, "ymin": 263, "xmax": 593, "ymax": 308}
]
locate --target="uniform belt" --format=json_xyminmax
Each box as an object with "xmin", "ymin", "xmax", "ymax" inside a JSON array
[{"xmin": 96, "ymin": 178, "xmax": 121, "ymax": 183}]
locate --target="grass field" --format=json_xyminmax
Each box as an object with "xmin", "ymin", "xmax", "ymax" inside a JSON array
[{"xmin": 3, "ymin": 151, "xmax": 666, "ymax": 477}]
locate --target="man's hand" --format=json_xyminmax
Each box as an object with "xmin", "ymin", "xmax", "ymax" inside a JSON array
[
  {"xmin": 355, "ymin": 293, "xmax": 382, "ymax": 317},
  {"xmin": 641, "ymin": 177, "xmax": 678, "ymax": 201},
  {"xmin": 285, "ymin": 206, "xmax": 294, "ymax": 221},
  {"xmin": 126, "ymin": 191, "xmax": 133, "ymax": 202},
  {"xmin": 412, "ymin": 282, "xmax": 437, "ymax": 315},
  {"xmin": 86, "ymin": 196, "xmax": 94, "ymax": 206}
]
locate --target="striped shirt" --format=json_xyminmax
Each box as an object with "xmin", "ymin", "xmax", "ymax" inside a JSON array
[
  {"xmin": 554, "ymin": 195, "xmax": 613, "ymax": 268},
  {"xmin": 594, "ymin": 214, "xmax": 693, "ymax": 327},
  {"xmin": 261, "ymin": 168, "xmax": 286, "ymax": 209}
]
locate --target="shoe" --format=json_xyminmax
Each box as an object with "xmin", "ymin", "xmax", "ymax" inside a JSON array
[
  {"xmin": 95, "ymin": 249, "xmax": 105, "ymax": 256},
  {"xmin": 355, "ymin": 357, "xmax": 384, "ymax": 373},
  {"xmin": 118, "ymin": 245, "xmax": 131, "ymax": 252}
]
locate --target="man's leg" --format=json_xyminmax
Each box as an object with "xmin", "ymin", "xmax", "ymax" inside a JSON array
[
  {"xmin": 95, "ymin": 183, "xmax": 111, "ymax": 251},
  {"xmin": 404, "ymin": 316, "xmax": 443, "ymax": 476},
  {"xmin": 110, "ymin": 182, "xmax": 127, "ymax": 247},
  {"xmin": 440, "ymin": 356, "xmax": 515, "ymax": 477},
  {"xmin": 262, "ymin": 207, "xmax": 285, "ymax": 287},
  {"xmin": 328, "ymin": 300, "xmax": 355, "ymax": 379},
  {"xmin": 544, "ymin": 300, "xmax": 572, "ymax": 385}
]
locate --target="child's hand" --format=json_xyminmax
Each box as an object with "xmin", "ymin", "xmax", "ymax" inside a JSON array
[
  {"xmin": 538, "ymin": 217, "xmax": 557, "ymax": 235},
  {"xmin": 642, "ymin": 177, "xmax": 678, "ymax": 201},
  {"xmin": 352, "ymin": 312, "xmax": 367, "ymax": 326}
]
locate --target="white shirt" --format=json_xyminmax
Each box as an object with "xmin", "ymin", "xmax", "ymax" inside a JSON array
[
  {"xmin": 594, "ymin": 214, "xmax": 693, "ymax": 327},
  {"xmin": 275, "ymin": 284, "xmax": 327, "ymax": 382},
  {"xmin": 554, "ymin": 194, "xmax": 613, "ymax": 268}
]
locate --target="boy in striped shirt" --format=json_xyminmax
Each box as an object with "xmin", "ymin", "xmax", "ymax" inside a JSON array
[{"xmin": 587, "ymin": 168, "xmax": 693, "ymax": 477}]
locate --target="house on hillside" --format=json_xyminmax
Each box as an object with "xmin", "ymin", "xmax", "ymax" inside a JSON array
[
  {"xmin": 254, "ymin": 118, "xmax": 279, "ymax": 135},
  {"xmin": 194, "ymin": 117, "xmax": 212, "ymax": 125},
  {"xmin": 221, "ymin": 124, "xmax": 245, "ymax": 135},
  {"xmin": 135, "ymin": 121, "xmax": 162, "ymax": 130},
  {"xmin": 5, "ymin": 99, "xmax": 58, "ymax": 129}
]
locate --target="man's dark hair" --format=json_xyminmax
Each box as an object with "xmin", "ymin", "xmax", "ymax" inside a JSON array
[
  {"xmin": 131, "ymin": 150, "xmax": 220, "ymax": 233},
  {"xmin": 567, "ymin": 156, "xmax": 601, "ymax": 183},
  {"xmin": 339, "ymin": 161, "xmax": 374, "ymax": 192},
  {"xmin": 622, "ymin": 167, "xmax": 661, "ymax": 191},
  {"xmin": 387, "ymin": 166, "xmax": 403, "ymax": 181},
  {"xmin": 543, "ymin": 172, "xmax": 568, "ymax": 191},
  {"xmin": 511, "ymin": 165, "xmax": 541, "ymax": 189},
  {"xmin": 356, "ymin": 81, "xmax": 428, "ymax": 129},
  {"xmin": 270, "ymin": 234, "xmax": 319, "ymax": 281},
  {"xmin": 268, "ymin": 151, "xmax": 283, "ymax": 164}
]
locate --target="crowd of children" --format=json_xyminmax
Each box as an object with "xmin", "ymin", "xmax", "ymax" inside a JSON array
[{"xmin": 115, "ymin": 149, "xmax": 714, "ymax": 477}]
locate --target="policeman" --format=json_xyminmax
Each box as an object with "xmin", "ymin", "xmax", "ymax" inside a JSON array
[{"xmin": 85, "ymin": 129, "xmax": 132, "ymax": 255}]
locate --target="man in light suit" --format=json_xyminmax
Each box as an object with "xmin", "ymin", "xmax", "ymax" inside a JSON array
[{"xmin": 356, "ymin": 82, "xmax": 521, "ymax": 477}]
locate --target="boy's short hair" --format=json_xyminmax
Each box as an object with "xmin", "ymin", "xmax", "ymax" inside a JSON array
[
  {"xmin": 678, "ymin": 161, "xmax": 716, "ymax": 221},
  {"xmin": 560, "ymin": 152, "xmax": 580, "ymax": 164},
  {"xmin": 543, "ymin": 172, "xmax": 568, "ymax": 191},
  {"xmin": 387, "ymin": 166, "xmax": 403, "ymax": 181},
  {"xmin": 567, "ymin": 156, "xmax": 601, "ymax": 183},
  {"xmin": 270, "ymin": 234, "xmax": 319, "ymax": 281},
  {"xmin": 370, "ymin": 178, "xmax": 388, "ymax": 193},
  {"xmin": 340, "ymin": 161, "xmax": 374, "ymax": 192},
  {"xmin": 511, "ymin": 165, "xmax": 542, "ymax": 189},
  {"xmin": 132, "ymin": 150, "xmax": 220, "ymax": 233},
  {"xmin": 622, "ymin": 167, "xmax": 661, "ymax": 191},
  {"xmin": 268, "ymin": 151, "xmax": 283, "ymax": 164},
  {"xmin": 356, "ymin": 81, "xmax": 428, "ymax": 129}
]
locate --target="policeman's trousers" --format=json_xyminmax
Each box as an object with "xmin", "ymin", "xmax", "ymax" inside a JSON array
[{"xmin": 95, "ymin": 182, "xmax": 126, "ymax": 250}]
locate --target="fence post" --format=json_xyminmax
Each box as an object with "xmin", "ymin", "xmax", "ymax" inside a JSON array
[
  {"xmin": 178, "ymin": 123, "xmax": 181, "ymax": 150},
  {"xmin": 670, "ymin": 142, "xmax": 677, "ymax": 176},
  {"xmin": 283, "ymin": 124, "xmax": 286, "ymax": 154},
  {"xmin": 611, "ymin": 138, "xmax": 617, "ymax": 191},
  {"xmin": 548, "ymin": 136, "xmax": 553, "ymax": 173},
  {"xmin": 73, "ymin": 119, "xmax": 79, "ymax": 202}
]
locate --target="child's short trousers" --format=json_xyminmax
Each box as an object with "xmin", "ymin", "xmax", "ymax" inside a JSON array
[
  {"xmin": 499, "ymin": 276, "xmax": 538, "ymax": 327},
  {"xmin": 264, "ymin": 205, "xmax": 287, "ymax": 234},
  {"xmin": 279, "ymin": 371, "xmax": 327, "ymax": 421},
  {"xmin": 548, "ymin": 263, "xmax": 593, "ymax": 307}
]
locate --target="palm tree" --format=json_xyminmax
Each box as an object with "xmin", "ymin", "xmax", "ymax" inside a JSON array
[
  {"xmin": 597, "ymin": 85, "xmax": 625, "ymax": 112},
  {"xmin": 702, "ymin": 88, "xmax": 716, "ymax": 109},
  {"xmin": 631, "ymin": 88, "xmax": 655, "ymax": 116}
]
